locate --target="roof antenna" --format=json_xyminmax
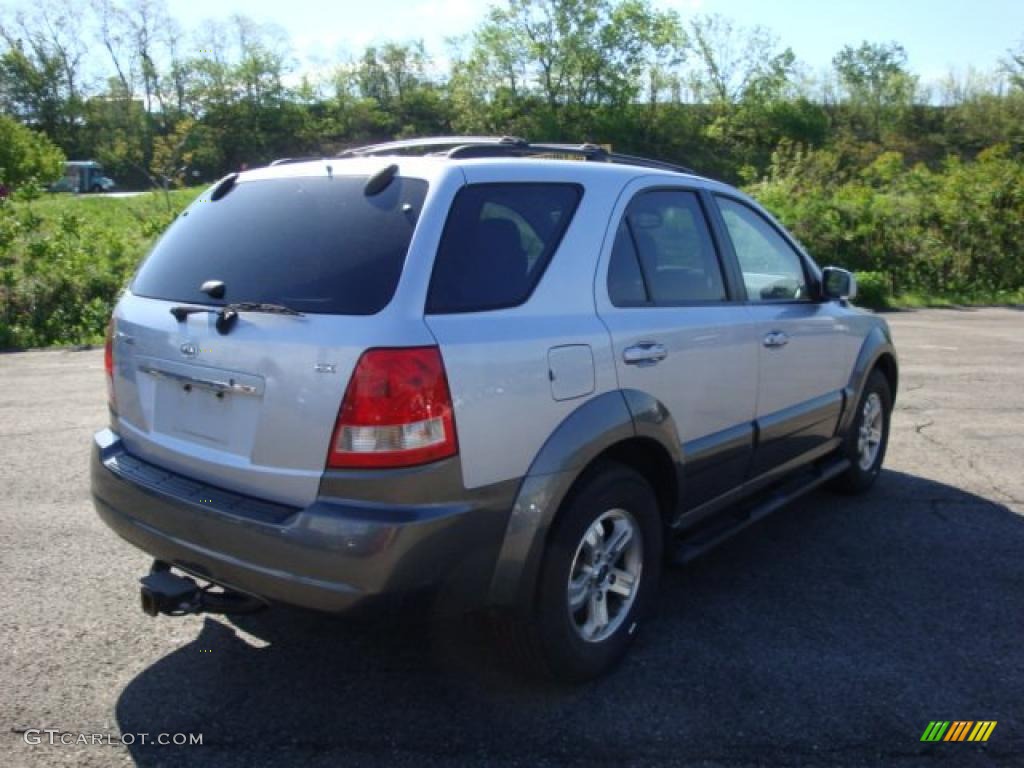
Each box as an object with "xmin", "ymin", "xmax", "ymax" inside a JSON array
[
  {"xmin": 326, "ymin": 164, "xmax": 333, "ymax": 179},
  {"xmin": 364, "ymin": 164, "xmax": 398, "ymax": 196}
]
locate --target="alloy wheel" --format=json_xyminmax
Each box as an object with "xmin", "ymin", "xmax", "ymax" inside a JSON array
[{"xmin": 566, "ymin": 508, "xmax": 643, "ymax": 643}]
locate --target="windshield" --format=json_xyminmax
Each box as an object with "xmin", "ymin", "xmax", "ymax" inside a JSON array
[{"xmin": 131, "ymin": 174, "xmax": 428, "ymax": 315}]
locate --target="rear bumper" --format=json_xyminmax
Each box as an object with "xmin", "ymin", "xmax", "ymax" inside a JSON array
[{"xmin": 90, "ymin": 429, "xmax": 512, "ymax": 613}]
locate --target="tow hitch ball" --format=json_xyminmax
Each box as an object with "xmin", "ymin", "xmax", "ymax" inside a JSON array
[{"xmin": 139, "ymin": 562, "xmax": 265, "ymax": 617}]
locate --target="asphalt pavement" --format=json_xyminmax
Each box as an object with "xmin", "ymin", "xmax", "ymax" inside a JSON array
[{"xmin": 1, "ymin": 308, "xmax": 1021, "ymax": 767}]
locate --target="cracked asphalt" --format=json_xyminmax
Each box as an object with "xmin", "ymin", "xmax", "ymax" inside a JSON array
[{"xmin": 1, "ymin": 308, "xmax": 1022, "ymax": 767}]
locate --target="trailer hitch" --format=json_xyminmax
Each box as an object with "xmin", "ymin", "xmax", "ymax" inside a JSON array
[{"xmin": 140, "ymin": 563, "xmax": 266, "ymax": 617}]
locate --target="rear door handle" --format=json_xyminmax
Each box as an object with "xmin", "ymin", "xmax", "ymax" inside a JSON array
[
  {"xmin": 763, "ymin": 331, "xmax": 789, "ymax": 348},
  {"xmin": 623, "ymin": 342, "xmax": 668, "ymax": 366}
]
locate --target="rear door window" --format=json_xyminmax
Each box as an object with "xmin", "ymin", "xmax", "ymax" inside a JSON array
[
  {"xmin": 608, "ymin": 189, "xmax": 727, "ymax": 305},
  {"xmin": 426, "ymin": 183, "xmax": 582, "ymax": 313},
  {"xmin": 131, "ymin": 175, "xmax": 428, "ymax": 315}
]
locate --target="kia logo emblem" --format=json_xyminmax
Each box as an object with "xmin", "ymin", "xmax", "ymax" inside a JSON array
[{"xmin": 180, "ymin": 342, "xmax": 199, "ymax": 358}]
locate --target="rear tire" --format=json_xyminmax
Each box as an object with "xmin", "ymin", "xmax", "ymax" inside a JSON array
[
  {"xmin": 499, "ymin": 462, "xmax": 663, "ymax": 682},
  {"xmin": 830, "ymin": 369, "xmax": 892, "ymax": 494}
]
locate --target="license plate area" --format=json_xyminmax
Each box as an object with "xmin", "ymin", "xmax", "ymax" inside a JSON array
[
  {"xmin": 159, "ymin": 383, "xmax": 235, "ymax": 445},
  {"xmin": 140, "ymin": 358, "xmax": 264, "ymax": 455}
]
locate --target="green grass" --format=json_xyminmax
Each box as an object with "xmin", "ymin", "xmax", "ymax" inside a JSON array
[
  {"xmin": 889, "ymin": 290, "xmax": 1024, "ymax": 309},
  {"xmin": 852, "ymin": 271, "xmax": 1024, "ymax": 311},
  {"xmin": 27, "ymin": 188, "xmax": 203, "ymax": 231}
]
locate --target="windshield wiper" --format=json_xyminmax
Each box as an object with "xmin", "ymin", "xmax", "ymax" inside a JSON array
[{"xmin": 170, "ymin": 302, "xmax": 304, "ymax": 334}]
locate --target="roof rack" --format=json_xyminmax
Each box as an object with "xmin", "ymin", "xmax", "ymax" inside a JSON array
[{"xmin": 337, "ymin": 136, "xmax": 696, "ymax": 175}]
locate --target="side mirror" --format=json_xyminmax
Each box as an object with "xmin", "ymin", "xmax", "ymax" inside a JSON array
[{"xmin": 821, "ymin": 267, "xmax": 857, "ymax": 302}]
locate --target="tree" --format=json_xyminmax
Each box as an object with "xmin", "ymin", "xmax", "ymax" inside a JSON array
[
  {"xmin": 0, "ymin": 113, "xmax": 65, "ymax": 188},
  {"xmin": 1003, "ymin": 39, "xmax": 1024, "ymax": 90},
  {"xmin": 832, "ymin": 41, "xmax": 917, "ymax": 141},
  {"xmin": 345, "ymin": 42, "xmax": 449, "ymax": 137},
  {"xmin": 457, "ymin": 0, "xmax": 682, "ymax": 133},
  {"xmin": 0, "ymin": 0, "xmax": 89, "ymax": 153},
  {"xmin": 92, "ymin": 0, "xmax": 174, "ymax": 116},
  {"xmin": 173, "ymin": 15, "xmax": 300, "ymax": 169},
  {"xmin": 686, "ymin": 14, "xmax": 795, "ymax": 105},
  {"xmin": 681, "ymin": 14, "xmax": 803, "ymax": 179},
  {"xmin": 89, "ymin": 0, "xmax": 172, "ymax": 184}
]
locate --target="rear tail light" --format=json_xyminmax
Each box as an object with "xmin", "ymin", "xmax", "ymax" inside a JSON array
[
  {"xmin": 327, "ymin": 347, "xmax": 458, "ymax": 469},
  {"xmin": 104, "ymin": 318, "xmax": 115, "ymax": 409}
]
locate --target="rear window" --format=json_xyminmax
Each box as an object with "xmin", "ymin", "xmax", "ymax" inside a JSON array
[
  {"xmin": 131, "ymin": 175, "xmax": 428, "ymax": 315},
  {"xmin": 426, "ymin": 183, "xmax": 582, "ymax": 313}
]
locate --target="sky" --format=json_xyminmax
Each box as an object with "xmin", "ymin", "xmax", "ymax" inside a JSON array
[{"xmin": 164, "ymin": 0, "xmax": 1023, "ymax": 83}]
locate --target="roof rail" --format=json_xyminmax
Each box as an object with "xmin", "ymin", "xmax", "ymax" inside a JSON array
[
  {"xmin": 336, "ymin": 136, "xmax": 696, "ymax": 175},
  {"xmin": 338, "ymin": 136, "xmax": 527, "ymax": 157},
  {"xmin": 269, "ymin": 156, "xmax": 326, "ymax": 166}
]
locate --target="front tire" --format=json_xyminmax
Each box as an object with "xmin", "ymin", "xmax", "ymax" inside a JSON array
[
  {"xmin": 508, "ymin": 462, "xmax": 663, "ymax": 682},
  {"xmin": 830, "ymin": 369, "xmax": 892, "ymax": 494}
]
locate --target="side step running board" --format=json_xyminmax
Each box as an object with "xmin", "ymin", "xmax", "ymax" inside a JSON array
[{"xmin": 672, "ymin": 457, "xmax": 850, "ymax": 565}]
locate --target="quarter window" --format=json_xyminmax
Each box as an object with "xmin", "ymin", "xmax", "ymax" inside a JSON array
[
  {"xmin": 716, "ymin": 197, "xmax": 809, "ymax": 302},
  {"xmin": 427, "ymin": 183, "xmax": 582, "ymax": 313},
  {"xmin": 607, "ymin": 223, "xmax": 648, "ymax": 305}
]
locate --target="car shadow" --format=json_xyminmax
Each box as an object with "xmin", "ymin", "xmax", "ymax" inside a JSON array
[{"xmin": 115, "ymin": 470, "xmax": 1023, "ymax": 766}]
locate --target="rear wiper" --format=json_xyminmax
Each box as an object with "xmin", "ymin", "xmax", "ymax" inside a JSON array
[
  {"xmin": 222, "ymin": 302, "xmax": 304, "ymax": 317},
  {"xmin": 170, "ymin": 302, "xmax": 304, "ymax": 334},
  {"xmin": 170, "ymin": 305, "xmax": 216, "ymax": 322}
]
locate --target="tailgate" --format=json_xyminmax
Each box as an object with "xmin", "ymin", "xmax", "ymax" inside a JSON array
[{"xmin": 111, "ymin": 292, "xmax": 376, "ymax": 507}]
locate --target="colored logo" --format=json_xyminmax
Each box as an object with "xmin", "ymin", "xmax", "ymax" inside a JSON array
[{"xmin": 921, "ymin": 721, "xmax": 997, "ymax": 742}]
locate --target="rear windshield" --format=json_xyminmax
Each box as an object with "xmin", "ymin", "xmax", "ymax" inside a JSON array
[{"xmin": 131, "ymin": 175, "xmax": 428, "ymax": 315}]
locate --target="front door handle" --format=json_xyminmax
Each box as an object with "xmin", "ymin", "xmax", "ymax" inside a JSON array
[
  {"xmin": 624, "ymin": 342, "xmax": 668, "ymax": 366},
  {"xmin": 763, "ymin": 331, "xmax": 790, "ymax": 348}
]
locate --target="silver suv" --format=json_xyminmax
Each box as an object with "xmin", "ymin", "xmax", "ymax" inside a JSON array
[{"xmin": 92, "ymin": 137, "xmax": 897, "ymax": 681}]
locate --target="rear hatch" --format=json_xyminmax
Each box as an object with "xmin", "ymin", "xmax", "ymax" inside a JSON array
[{"xmin": 110, "ymin": 169, "xmax": 430, "ymax": 507}]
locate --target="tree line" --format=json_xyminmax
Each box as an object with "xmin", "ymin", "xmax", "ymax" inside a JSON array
[
  {"xmin": 1, "ymin": 0, "xmax": 1023, "ymax": 324},
  {"xmin": 2, "ymin": 0, "xmax": 1022, "ymax": 188}
]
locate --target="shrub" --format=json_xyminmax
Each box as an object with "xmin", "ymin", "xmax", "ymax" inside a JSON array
[
  {"xmin": 853, "ymin": 271, "xmax": 892, "ymax": 310},
  {"xmin": 747, "ymin": 144, "xmax": 1024, "ymax": 299},
  {"xmin": 0, "ymin": 116, "xmax": 65, "ymax": 191},
  {"xmin": 0, "ymin": 189, "xmax": 199, "ymax": 349}
]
